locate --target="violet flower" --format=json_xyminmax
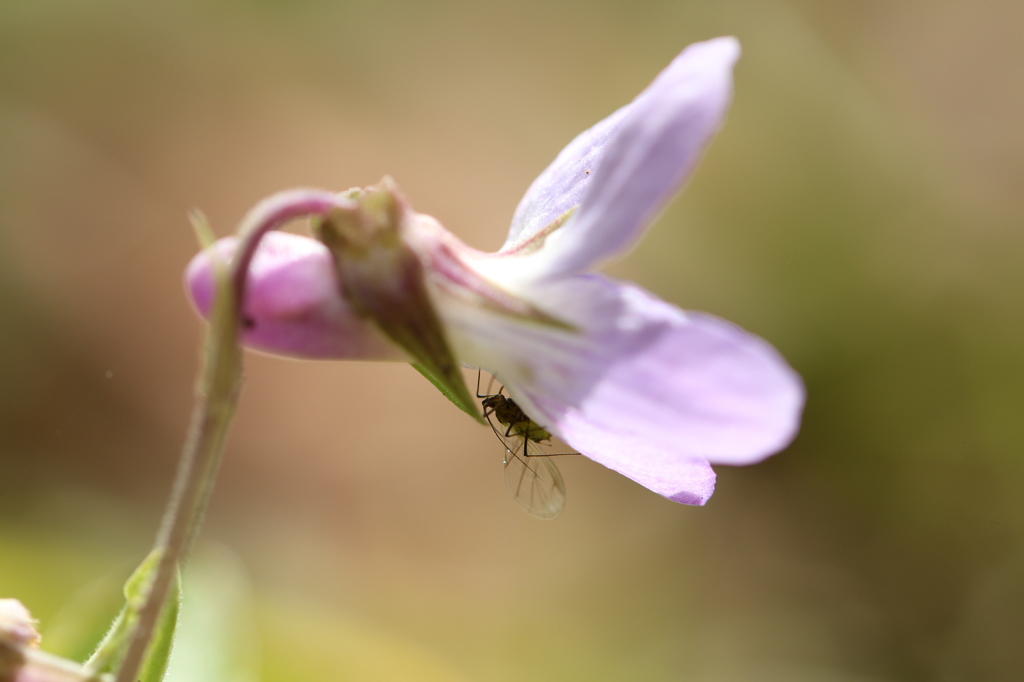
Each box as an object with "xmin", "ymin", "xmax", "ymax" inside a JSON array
[{"xmin": 185, "ymin": 37, "xmax": 804, "ymax": 506}]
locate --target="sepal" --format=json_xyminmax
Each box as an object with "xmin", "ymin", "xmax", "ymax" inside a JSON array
[{"xmin": 313, "ymin": 178, "xmax": 483, "ymax": 422}]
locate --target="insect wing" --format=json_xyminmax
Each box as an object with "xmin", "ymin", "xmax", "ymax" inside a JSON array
[
  {"xmin": 503, "ymin": 439, "xmax": 566, "ymax": 520},
  {"xmin": 481, "ymin": 390, "xmax": 567, "ymax": 520}
]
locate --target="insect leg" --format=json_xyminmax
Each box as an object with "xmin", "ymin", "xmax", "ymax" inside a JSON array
[{"xmin": 474, "ymin": 369, "xmax": 503, "ymax": 399}]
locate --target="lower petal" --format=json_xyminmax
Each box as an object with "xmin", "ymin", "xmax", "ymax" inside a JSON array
[{"xmin": 445, "ymin": 275, "xmax": 803, "ymax": 504}]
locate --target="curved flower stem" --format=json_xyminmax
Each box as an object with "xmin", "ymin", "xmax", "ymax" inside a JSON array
[{"xmin": 113, "ymin": 189, "xmax": 344, "ymax": 682}]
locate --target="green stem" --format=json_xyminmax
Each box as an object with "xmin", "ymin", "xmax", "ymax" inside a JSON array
[{"xmin": 112, "ymin": 189, "xmax": 345, "ymax": 682}]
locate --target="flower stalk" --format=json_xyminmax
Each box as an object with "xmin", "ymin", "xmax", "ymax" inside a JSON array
[{"xmin": 111, "ymin": 190, "xmax": 345, "ymax": 682}]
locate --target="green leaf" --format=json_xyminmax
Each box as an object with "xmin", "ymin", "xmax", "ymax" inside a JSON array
[
  {"xmin": 83, "ymin": 550, "xmax": 181, "ymax": 681},
  {"xmin": 137, "ymin": 571, "xmax": 181, "ymax": 682},
  {"xmin": 84, "ymin": 549, "xmax": 163, "ymax": 674},
  {"xmin": 123, "ymin": 550, "xmax": 163, "ymax": 607}
]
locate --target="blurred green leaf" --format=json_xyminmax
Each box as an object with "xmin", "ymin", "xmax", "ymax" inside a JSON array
[
  {"xmin": 258, "ymin": 596, "xmax": 470, "ymax": 682},
  {"xmin": 164, "ymin": 546, "xmax": 259, "ymax": 682}
]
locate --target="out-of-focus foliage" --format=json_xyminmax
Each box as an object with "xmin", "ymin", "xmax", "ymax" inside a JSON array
[{"xmin": 2, "ymin": 0, "xmax": 1022, "ymax": 680}]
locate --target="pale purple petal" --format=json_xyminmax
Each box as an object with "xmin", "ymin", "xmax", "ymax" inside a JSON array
[
  {"xmin": 527, "ymin": 304, "xmax": 805, "ymax": 467},
  {"xmin": 185, "ymin": 232, "xmax": 401, "ymax": 360},
  {"xmin": 524, "ymin": 37, "xmax": 740, "ymax": 277},
  {"xmin": 444, "ymin": 273, "xmax": 803, "ymax": 504},
  {"xmin": 502, "ymin": 106, "xmax": 629, "ymax": 251}
]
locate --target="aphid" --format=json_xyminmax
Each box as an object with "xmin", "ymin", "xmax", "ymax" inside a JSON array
[{"xmin": 477, "ymin": 372, "xmax": 570, "ymax": 519}]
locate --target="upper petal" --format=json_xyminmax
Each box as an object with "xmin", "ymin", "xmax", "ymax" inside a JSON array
[
  {"xmin": 443, "ymin": 274, "xmax": 803, "ymax": 504},
  {"xmin": 185, "ymin": 232, "xmax": 401, "ymax": 360},
  {"xmin": 507, "ymin": 37, "xmax": 740, "ymax": 279},
  {"xmin": 502, "ymin": 105, "xmax": 630, "ymax": 251}
]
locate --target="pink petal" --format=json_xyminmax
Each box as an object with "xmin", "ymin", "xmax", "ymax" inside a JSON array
[
  {"xmin": 185, "ymin": 232, "xmax": 401, "ymax": 360},
  {"xmin": 447, "ymin": 274, "xmax": 803, "ymax": 504},
  {"xmin": 523, "ymin": 37, "xmax": 740, "ymax": 277}
]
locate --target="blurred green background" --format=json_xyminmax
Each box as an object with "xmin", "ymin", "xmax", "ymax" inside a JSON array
[{"xmin": 2, "ymin": 0, "xmax": 1022, "ymax": 680}]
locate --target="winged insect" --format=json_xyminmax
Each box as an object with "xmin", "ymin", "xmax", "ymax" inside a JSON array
[{"xmin": 476, "ymin": 371, "xmax": 573, "ymax": 519}]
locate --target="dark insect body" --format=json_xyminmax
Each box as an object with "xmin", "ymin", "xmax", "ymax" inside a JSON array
[
  {"xmin": 480, "ymin": 393, "xmax": 552, "ymax": 444},
  {"xmin": 477, "ymin": 374, "xmax": 568, "ymax": 520}
]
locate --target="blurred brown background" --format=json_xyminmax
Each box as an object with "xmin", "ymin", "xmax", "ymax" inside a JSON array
[{"xmin": 2, "ymin": 0, "xmax": 1022, "ymax": 680}]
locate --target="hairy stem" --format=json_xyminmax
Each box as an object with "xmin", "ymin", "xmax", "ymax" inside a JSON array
[{"xmin": 113, "ymin": 189, "xmax": 344, "ymax": 682}]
